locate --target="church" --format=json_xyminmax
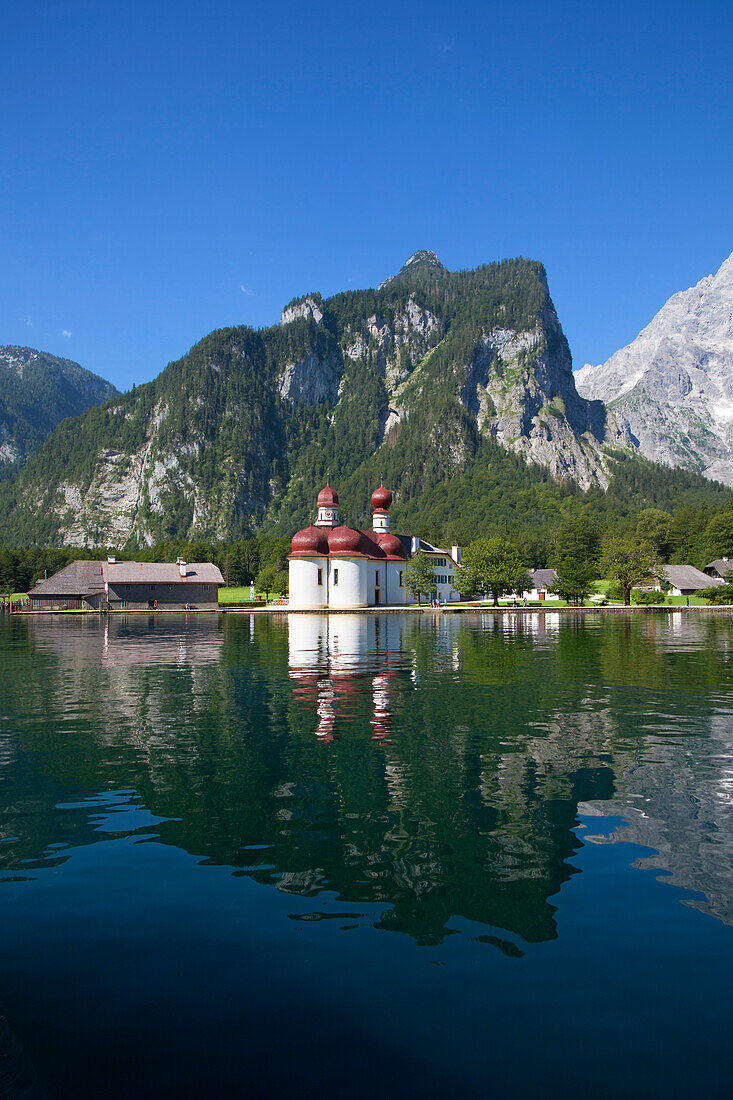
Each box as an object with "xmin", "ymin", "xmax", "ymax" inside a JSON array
[
  {"xmin": 288, "ymin": 483, "xmax": 464, "ymax": 609},
  {"xmin": 288, "ymin": 483, "xmax": 411, "ymax": 609}
]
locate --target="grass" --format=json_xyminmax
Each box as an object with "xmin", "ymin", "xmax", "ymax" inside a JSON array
[
  {"xmin": 663, "ymin": 594, "xmax": 710, "ymax": 606},
  {"xmin": 218, "ymin": 586, "xmax": 269, "ymax": 605}
]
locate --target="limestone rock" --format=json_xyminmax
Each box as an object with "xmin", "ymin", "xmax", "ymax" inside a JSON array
[
  {"xmin": 280, "ymin": 296, "xmax": 323, "ymax": 326},
  {"xmin": 576, "ymin": 252, "xmax": 733, "ymax": 486},
  {"xmin": 278, "ymin": 349, "xmax": 342, "ymax": 406}
]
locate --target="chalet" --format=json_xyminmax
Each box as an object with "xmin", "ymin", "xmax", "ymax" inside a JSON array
[
  {"xmin": 528, "ymin": 568, "xmax": 559, "ymax": 601},
  {"xmin": 703, "ymin": 558, "xmax": 733, "ymax": 581},
  {"xmin": 661, "ymin": 565, "xmax": 723, "ymax": 597},
  {"xmin": 28, "ymin": 558, "xmax": 224, "ymax": 611}
]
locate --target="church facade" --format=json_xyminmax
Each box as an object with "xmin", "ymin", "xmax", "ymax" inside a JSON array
[{"xmin": 288, "ymin": 484, "xmax": 410, "ymax": 609}]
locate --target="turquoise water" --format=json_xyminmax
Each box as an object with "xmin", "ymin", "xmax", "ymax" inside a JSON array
[{"xmin": 0, "ymin": 610, "xmax": 732, "ymax": 1097}]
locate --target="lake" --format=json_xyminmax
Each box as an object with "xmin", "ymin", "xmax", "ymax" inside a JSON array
[{"xmin": 1, "ymin": 610, "xmax": 732, "ymax": 1097}]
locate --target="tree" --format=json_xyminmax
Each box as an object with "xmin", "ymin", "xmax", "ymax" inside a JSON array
[
  {"xmin": 704, "ymin": 509, "xmax": 733, "ymax": 561},
  {"xmin": 460, "ymin": 537, "xmax": 531, "ymax": 607},
  {"xmin": 635, "ymin": 509, "xmax": 673, "ymax": 559},
  {"xmin": 550, "ymin": 558, "xmax": 597, "ymax": 606},
  {"xmin": 255, "ymin": 563, "xmax": 279, "ymax": 601},
  {"xmin": 600, "ymin": 538, "xmax": 663, "ymax": 606},
  {"xmin": 406, "ymin": 552, "xmax": 436, "ymax": 606},
  {"xmin": 553, "ymin": 516, "xmax": 602, "ymax": 567}
]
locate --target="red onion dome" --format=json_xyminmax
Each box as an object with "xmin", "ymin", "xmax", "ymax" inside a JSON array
[
  {"xmin": 317, "ymin": 482, "xmax": 339, "ymax": 507},
  {"xmin": 376, "ymin": 532, "xmax": 406, "ymax": 558},
  {"xmin": 328, "ymin": 526, "xmax": 364, "ymax": 553},
  {"xmin": 291, "ymin": 525, "xmax": 329, "ymax": 555},
  {"xmin": 371, "ymin": 484, "xmax": 392, "ymax": 510}
]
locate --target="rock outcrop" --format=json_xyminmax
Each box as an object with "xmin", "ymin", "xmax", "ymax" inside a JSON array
[
  {"xmin": 575, "ymin": 252, "xmax": 733, "ymax": 486},
  {"xmin": 460, "ymin": 309, "xmax": 631, "ymax": 489},
  {"xmin": 280, "ymin": 296, "xmax": 324, "ymax": 326}
]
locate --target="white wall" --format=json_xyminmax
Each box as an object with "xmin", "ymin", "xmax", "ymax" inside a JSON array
[
  {"xmin": 386, "ymin": 561, "xmax": 408, "ymax": 605},
  {"xmin": 528, "ymin": 587, "xmax": 561, "ymax": 602},
  {"xmin": 328, "ymin": 558, "xmax": 368, "ymax": 608},
  {"xmin": 291, "ymin": 555, "xmax": 410, "ymax": 608},
  {"xmin": 288, "ymin": 557, "xmax": 329, "ymax": 608}
]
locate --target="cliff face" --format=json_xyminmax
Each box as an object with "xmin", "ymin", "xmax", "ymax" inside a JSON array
[
  {"xmin": 575, "ymin": 252, "xmax": 733, "ymax": 486},
  {"xmin": 457, "ymin": 303, "xmax": 631, "ymax": 489},
  {"xmin": 0, "ymin": 347, "xmax": 118, "ymax": 471},
  {"xmin": 0, "ymin": 254, "xmax": 632, "ymax": 545}
]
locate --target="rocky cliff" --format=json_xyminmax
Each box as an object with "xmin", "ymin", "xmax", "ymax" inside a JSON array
[
  {"xmin": 0, "ymin": 254, "xmax": 641, "ymax": 545},
  {"xmin": 575, "ymin": 252, "xmax": 733, "ymax": 486}
]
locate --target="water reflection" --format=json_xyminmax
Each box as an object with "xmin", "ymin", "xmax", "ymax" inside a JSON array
[
  {"xmin": 1, "ymin": 611, "xmax": 732, "ymax": 947},
  {"xmin": 287, "ymin": 614, "xmax": 410, "ymax": 739}
]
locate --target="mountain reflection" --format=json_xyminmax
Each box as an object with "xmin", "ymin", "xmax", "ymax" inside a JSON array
[{"xmin": 1, "ymin": 611, "xmax": 732, "ymax": 945}]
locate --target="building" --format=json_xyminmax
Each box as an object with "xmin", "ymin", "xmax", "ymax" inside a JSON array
[
  {"xmin": 28, "ymin": 559, "xmax": 106, "ymax": 611},
  {"xmin": 661, "ymin": 565, "xmax": 723, "ymax": 597},
  {"xmin": 103, "ymin": 558, "xmax": 224, "ymax": 610},
  {"xmin": 288, "ymin": 483, "xmax": 464, "ymax": 609},
  {"xmin": 703, "ymin": 558, "xmax": 733, "ymax": 581},
  {"xmin": 409, "ymin": 539, "xmax": 463, "ymax": 603},
  {"xmin": 28, "ymin": 558, "xmax": 224, "ymax": 611},
  {"xmin": 289, "ymin": 484, "xmax": 409, "ymax": 609},
  {"xmin": 528, "ymin": 568, "xmax": 559, "ymax": 601}
]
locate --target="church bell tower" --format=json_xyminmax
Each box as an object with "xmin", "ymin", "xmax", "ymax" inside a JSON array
[
  {"xmin": 371, "ymin": 484, "xmax": 393, "ymax": 532},
  {"xmin": 315, "ymin": 483, "xmax": 339, "ymax": 527}
]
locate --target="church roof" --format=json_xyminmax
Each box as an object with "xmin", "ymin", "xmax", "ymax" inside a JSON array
[
  {"xmin": 289, "ymin": 526, "xmax": 406, "ymax": 561},
  {"xmin": 317, "ymin": 483, "xmax": 339, "ymax": 506}
]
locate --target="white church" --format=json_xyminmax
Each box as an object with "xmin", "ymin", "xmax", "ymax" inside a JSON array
[{"xmin": 288, "ymin": 483, "xmax": 462, "ymax": 609}]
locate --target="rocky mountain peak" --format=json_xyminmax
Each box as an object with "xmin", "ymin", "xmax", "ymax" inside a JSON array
[
  {"xmin": 575, "ymin": 251, "xmax": 733, "ymax": 485},
  {"xmin": 280, "ymin": 295, "xmax": 324, "ymax": 327},
  {"xmin": 378, "ymin": 250, "xmax": 444, "ymax": 290},
  {"xmin": 401, "ymin": 249, "xmax": 443, "ymax": 271}
]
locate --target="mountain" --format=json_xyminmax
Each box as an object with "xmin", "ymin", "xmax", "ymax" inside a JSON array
[
  {"xmin": 575, "ymin": 253, "xmax": 733, "ymax": 486},
  {"xmin": 0, "ymin": 347, "xmax": 118, "ymax": 473},
  {"xmin": 1, "ymin": 253, "xmax": 726, "ymax": 548}
]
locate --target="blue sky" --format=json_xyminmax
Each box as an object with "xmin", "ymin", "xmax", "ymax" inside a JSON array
[{"xmin": 2, "ymin": 0, "xmax": 731, "ymax": 390}]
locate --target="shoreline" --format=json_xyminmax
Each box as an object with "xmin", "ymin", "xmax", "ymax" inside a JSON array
[{"xmin": 6, "ymin": 604, "xmax": 733, "ymax": 617}]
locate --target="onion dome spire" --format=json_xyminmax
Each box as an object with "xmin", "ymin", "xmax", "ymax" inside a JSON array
[{"xmin": 372, "ymin": 481, "xmax": 392, "ymax": 533}]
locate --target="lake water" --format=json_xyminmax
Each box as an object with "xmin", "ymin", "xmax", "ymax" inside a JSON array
[{"xmin": 1, "ymin": 610, "xmax": 732, "ymax": 1097}]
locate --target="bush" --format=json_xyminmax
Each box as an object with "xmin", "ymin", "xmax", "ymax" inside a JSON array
[
  {"xmin": 702, "ymin": 583, "xmax": 733, "ymax": 605},
  {"xmin": 631, "ymin": 589, "xmax": 664, "ymax": 605}
]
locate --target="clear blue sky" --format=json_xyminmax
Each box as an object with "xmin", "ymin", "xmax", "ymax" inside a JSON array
[{"xmin": 2, "ymin": 0, "xmax": 731, "ymax": 390}]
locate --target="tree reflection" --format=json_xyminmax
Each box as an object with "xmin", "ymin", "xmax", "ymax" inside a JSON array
[{"xmin": 1, "ymin": 610, "xmax": 732, "ymax": 946}]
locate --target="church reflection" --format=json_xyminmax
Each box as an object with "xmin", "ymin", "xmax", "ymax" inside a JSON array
[{"xmin": 287, "ymin": 614, "xmax": 409, "ymax": 740}]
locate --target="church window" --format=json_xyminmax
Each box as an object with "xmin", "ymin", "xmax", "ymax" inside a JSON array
[
  {"xmin": 399, "ymin": 570, "xmax": 404, "ymax": 588},
  {"xmin": 317, "ymin": 568, "xmax": 323, "ymax": 586},
  {"xmin": 333, "ymin": 568, "xmax": 339, "ymax": 585}
]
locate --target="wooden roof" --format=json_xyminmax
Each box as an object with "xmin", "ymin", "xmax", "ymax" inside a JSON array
[{"xmin": 29, "ymin": 560, "xmax": 105, "ymax": 598}]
